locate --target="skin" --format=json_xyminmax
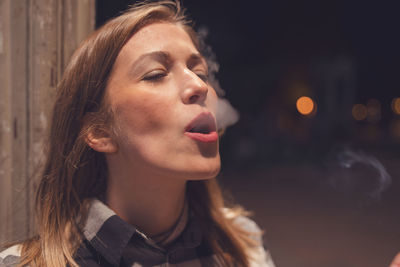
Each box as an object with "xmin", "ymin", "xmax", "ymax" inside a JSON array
[
  {"xmin": 86, "ymin": 22, "xmax": 221, "ymax": 236},
  {"xmin": 390, "ymin": 253, "xmax": 400, "ymax": 267}
]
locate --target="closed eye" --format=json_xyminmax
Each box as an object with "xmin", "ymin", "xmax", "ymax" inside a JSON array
[
  {"xmin": 196, "ymin": 73, "xmax": 209, "ymax": 82},
  {"xmin": 193, "ymin": 68, "xmax": 209, "ymax": 82},
  {"xmin": 142, "ymin": 70, "xmax": 167, "ymax": 82}
]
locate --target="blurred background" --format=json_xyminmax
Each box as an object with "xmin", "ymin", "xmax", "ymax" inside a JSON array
[
  {"xmin": 97, "ymin": 1, "xmax": 400, "ymax": 266},
  {"xmin": 1, "ymin": 0, "xmax": 399, "ymax": 266}
]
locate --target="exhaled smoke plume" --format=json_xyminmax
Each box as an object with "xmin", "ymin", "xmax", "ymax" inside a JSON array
[
  {"xmin": 197, "ymin": 26, "xmax": 239, "ymax": 130},
  {"xmin": 336, "ymin": 149, "xmax": 392, "ymax": 198},
  {"xmin": 216, "ymin": 98, "xmax": 239, "ymax": 130}
]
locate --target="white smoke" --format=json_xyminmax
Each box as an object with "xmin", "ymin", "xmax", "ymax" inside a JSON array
[
  {"xmin": 197, "ymin": 26, "xmax": 239, "ymax": 130},
  {"xmin": 216, "ymin": 98, "xmax": 240, "ymax": 130},
  {"xmin": 334, "ymin": 149, "xmax": 392, "ymax": 199}
]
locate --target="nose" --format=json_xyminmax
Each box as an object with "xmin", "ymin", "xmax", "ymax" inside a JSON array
[{"xmin": 181, "ymin": 69, "xmax": 208, "ymax": 105}]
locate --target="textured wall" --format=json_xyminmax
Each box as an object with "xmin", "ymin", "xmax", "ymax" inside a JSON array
[{"xmin": 0, "ymin": 0, "xmax": 95, "ymax": 244}]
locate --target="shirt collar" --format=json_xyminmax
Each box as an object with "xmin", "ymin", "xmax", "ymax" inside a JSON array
[
  {"xmin": 81, "ymin": 198, "xmax": 203, "ymax": 266},
  {"xmin": 82, "ymin": 199, "xmax": 136, "ymax": 266}
]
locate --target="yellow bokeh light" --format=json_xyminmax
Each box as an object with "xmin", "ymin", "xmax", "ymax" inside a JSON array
[
  {"xmin": 296, "ymin": 96, "xmax": 315, "ymax": 116},
  {"xmin": 391, "ymin": 98, "xmax": 400, "ymax": 115},
  {"xmin": 352, "ymin": 104, "xmax": 367, "ymax": 121}
]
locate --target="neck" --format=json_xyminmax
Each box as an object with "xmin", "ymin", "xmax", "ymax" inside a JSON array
[{"xmin": 105, "ymin": 157, "xmax": 187, "ymax": 237}]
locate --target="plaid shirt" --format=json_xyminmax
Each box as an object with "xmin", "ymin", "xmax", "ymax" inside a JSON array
[{"xmin": 0, "ymin": 199, "xmax": 275, "ymax": 266}]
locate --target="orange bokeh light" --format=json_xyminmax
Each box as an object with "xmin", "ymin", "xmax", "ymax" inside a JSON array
[
  {"xmin": 296, "ymin": 96, "xmax": 315, "ymax": 116},
  {"xmin": 392, "ymin": 98, "xmax": 400, "ymax": 115},
  {"xmin": 352, "ymin": 104, "xmax": 367, "ymax": 121}
]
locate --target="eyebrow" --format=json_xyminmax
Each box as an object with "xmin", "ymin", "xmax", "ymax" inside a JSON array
[
  {"xmin": 187, "ymin": 53, "xmax": 208, "ymax": 71},
  {"xmin": 128, "ymin": 51, "xmax": 172, "ymax": 76},
  {"xmin": 128, "ymin": 51, "xmax": 208, "ymax": 77}
]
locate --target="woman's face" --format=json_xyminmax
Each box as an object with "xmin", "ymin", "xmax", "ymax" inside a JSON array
[{"xmin": 105, "ymin": 22, "xmax": 220, "ymax": 180}]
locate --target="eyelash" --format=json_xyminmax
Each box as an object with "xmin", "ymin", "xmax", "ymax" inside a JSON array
[
  {"xmin": 142, "ymin": 71, "xmax": 167, "ymax": 82},
  {"xmin": 142, "ymin": 70, "xmax": 209, "ymax": 83},
  {"xmin": 196, "ymin": 73, "xmax": 209, "ymax": 82}
]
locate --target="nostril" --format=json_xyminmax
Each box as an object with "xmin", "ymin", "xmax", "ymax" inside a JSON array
[{"xmin": 189, "ymin": 95, "xmax": 199, "ymax": 103}]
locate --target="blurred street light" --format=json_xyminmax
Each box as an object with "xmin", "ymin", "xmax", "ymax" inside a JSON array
[
  {"xmin": 352, "ymin": 104, "xmax": 367, "ymax": 121},
  {"xmin": 296, "ymin": 96, "xmax": 316, "ymax": 116},
  {"xmin": 391, "ymin": 98, "xmax": 400, "ymax": 115}
]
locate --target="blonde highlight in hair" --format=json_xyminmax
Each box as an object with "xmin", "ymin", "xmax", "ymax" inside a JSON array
[{"xmin": 15, "ymin": 1, "xmax": 259, "ymax": 266}]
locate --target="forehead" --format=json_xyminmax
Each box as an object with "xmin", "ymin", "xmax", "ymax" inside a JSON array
[{"xmin": 120, "ymin": 22, "xmax": 198, "ymax": 59}]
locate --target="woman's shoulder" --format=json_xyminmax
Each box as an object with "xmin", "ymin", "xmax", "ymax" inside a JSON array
[{"xmin": 0, "ymin": 244, "xmax": 22, "ymax": 267}]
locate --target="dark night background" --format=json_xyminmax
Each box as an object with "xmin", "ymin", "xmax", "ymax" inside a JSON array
[{"xmin": 96, "ymin": 1, "xmax": 400, "ymax": 266}]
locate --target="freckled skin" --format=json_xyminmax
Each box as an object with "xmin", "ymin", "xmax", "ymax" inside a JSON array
[{"xmin": 106, "ymin": 23, "xmax": 220, "ymax": 181}]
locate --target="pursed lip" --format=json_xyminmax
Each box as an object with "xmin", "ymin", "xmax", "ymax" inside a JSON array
[{"xmin": 184, "ymin": 112, "xmax": 218, "ymax": 143}]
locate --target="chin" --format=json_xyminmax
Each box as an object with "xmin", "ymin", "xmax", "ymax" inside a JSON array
[
  {"xmin": 150, "ymin": 152, "xmax": 221, "ymax": 180},
  {"xmin": 185, "ymin": 156, "xmax": 221, "ymax": 181}
]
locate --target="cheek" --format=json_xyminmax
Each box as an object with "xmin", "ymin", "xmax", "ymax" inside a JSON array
[{"xmin": 112, "ymin": 92, "xmax": 172, "ymax": 138}]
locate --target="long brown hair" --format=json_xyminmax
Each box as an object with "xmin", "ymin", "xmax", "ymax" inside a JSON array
[{"xmin": 18, "ymin": 1, "xmax": 258, "ymax": 266}]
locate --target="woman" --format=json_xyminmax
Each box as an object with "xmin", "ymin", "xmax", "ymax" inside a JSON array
[{"xmin": 0, "ymin": 1, "xmax": 274, "ymax": 266}]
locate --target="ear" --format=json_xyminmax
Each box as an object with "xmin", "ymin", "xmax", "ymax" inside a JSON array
[{"xmin": 85, "ymin": 129, "xmax": 118, "ymax": 154}]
